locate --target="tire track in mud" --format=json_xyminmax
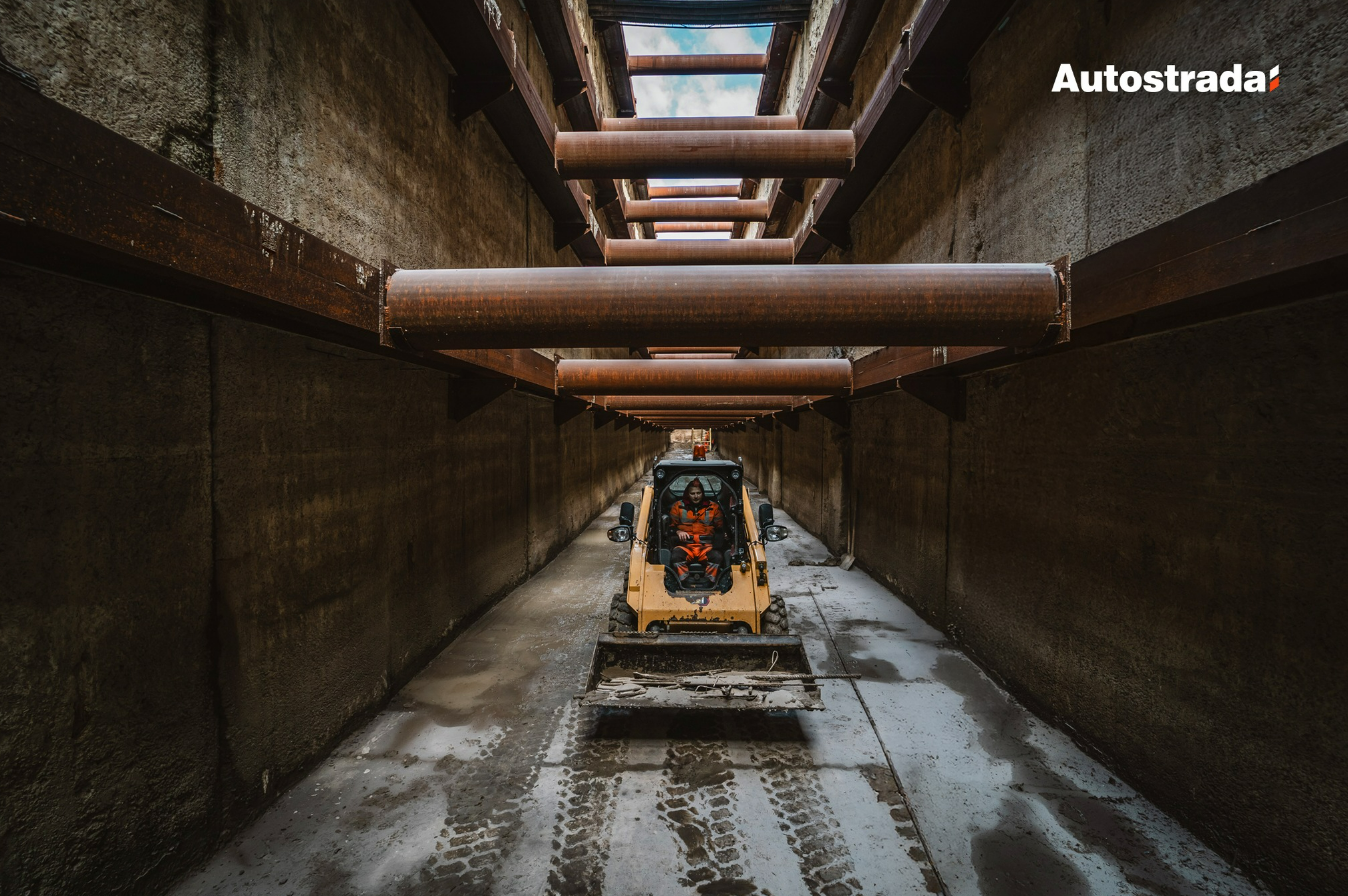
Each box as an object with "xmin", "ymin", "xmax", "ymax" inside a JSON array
[
  {"xmin": 545, "ymin": 704, "xmax": 631, "ymax": 895},
  {"xmin": 742, "ymin": 715, "xmax": 864, "ymax": 896},
  {"xmin": 401, "ymin": 709, "xmax": 560, "ymax": 895},
  {"xmin": 659, "ymin": 713, "xmax": 761, "ymax": 895}
]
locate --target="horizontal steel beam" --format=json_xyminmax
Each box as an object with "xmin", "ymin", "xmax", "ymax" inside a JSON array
[
  {"xmin": 555, "ymin": 130, "xmax": 855, "ymax": 179},
  {"xmin": 603, "ymin": 239, "xmax": 794, "ymax": 265},
  {"xmin": 648, "ymin": 184, "xmax": 741, "ymax": 197},
  {"xmin": 0, "ymin": 71, "xmax": 558, "ymax": 391},
  {"xmin": 604, "ymin": 115, "xmax": 796, "ymax": 131},
  {"xmin": 626, "ymin": 199, "xmax": 770, "ymax": 222},
  {"xmin": 385, "ymin": 263, "xmax": 1068, "ymax": 348},
  {"xmin": 628, "ymin": 53, "xmax": 767, "ymax": 76},
  {"xmin": 588, "ymin": 0, "xmax": 812, "ymax": 26},
  {"xmin": 653, "ymin": 222, "xmax": 732, "ymax": 233},
  {"xmin": 556, "ymin": 359, "xmax": 853, "ymax": 395}
]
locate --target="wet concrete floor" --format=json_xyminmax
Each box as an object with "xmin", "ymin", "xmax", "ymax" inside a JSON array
[{"xmin": 174, "ymin": 456, "xmax": 1263, "ymax": 896}]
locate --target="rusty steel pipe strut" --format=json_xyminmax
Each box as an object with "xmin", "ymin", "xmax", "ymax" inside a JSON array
[
  {"xmin": 589, "ymin": 395, "xmax": 800, "ymax": 410},
  {"xmin": 653, "ymin": 222, "xmax": 733, "ymax": 233},
  {"xmin": 555, "ymin": 359, "xmax": 853, "ymax": 396},
  {"xmin": 648, "ymin": 184, "xmax": 741, "ymax": 198},
  {"xmin": 384, "ymin": 263, "xmax": 1068, "ymax": 350},
  {"xmin": 603, "ymin": 239, "xmax": 794, "ymax": 265},
  {"xmin": 604, "ymin": 115, "xmax": 795, "ymax": 131},
  {"xmin": 555, "ymin": 130, "xmax": 855, "ymax": 179},
  {"xmin": 626, "ymin": 199, "xmax": 770, "ymax": 222},
  {"xmin": 628, "ymin": 53, "xmax": 768, "ymax": 75},
  {"xmin": 622, "ymin": 409, "xmax": 786, "ymax": 416},
  {"xmin": 648, "ymin": 353, "xmax": 737, "ymax": 359},
  {"xmin": 646, "ymin": 346, "xmax": 741, "ymax": 352}
]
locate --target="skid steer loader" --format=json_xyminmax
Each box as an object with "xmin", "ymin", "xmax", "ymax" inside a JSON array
[{"xmin": 581, "ymin": 459, "xmax": 824, "ymax": 711}]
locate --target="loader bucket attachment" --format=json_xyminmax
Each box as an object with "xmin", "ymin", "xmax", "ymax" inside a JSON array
[{"xmin": 582, "ymin": 633, "xmax": 824, "ymax": 711}]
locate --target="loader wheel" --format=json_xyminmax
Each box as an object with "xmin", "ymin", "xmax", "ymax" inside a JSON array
[
  {"xmin": 608, "ymin": 593, "xmax": 637, "ymax": 632},
  {"xmin": 761, "ymin": 594, "xmax": 789, "ymax": 635}
]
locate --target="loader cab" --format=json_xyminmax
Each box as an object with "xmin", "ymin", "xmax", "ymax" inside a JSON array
[{"xmin": 649, "ymin": 460, "xmax": 746, "ymax": 593}]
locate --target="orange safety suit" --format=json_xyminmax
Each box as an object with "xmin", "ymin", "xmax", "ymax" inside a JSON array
[{"xmin": 670, "ymin": 479, "xmax": 725, "ymax": 581}]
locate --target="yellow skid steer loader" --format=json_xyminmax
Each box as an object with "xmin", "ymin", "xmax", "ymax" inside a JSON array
[{"xmin": 582, "ymin": 459, "xmax": 824, "ymax": 711}]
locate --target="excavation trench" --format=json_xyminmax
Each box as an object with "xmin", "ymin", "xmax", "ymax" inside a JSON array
[{"xmin": 171, "ymin": 452, "xmax": 1262, "ymax": 896}]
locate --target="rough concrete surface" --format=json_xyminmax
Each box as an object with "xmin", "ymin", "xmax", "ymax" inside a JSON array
[
  {"xmin": 829, "ymin": 0, "xmax": 1348, "ymax": 268},
  {"xmin": 0, "ymin": 262, "xmax": 665, "ymax": 894},
  {"xmin": 720, "ymin": 291, "xmax": 1348, "ymax": 894},
  {"xmin": 171, "ymin": 453, "xmax": 1261, "ymax": 896}
]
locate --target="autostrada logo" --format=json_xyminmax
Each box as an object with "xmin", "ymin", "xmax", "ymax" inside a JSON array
[{"xmin": 1053, "ymin": 64, "xmax": 1280, "ymax": 93}]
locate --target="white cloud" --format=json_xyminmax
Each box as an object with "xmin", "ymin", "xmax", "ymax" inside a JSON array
[
  {"xmin": 623, "ymin": 26, "xmax": 683, "ymax": 55},
  {"xmin": 620, "ymin": 27, "xmax": 770, "ymax": 198},
  {"xmin": 701, "ymin": 28, "xmax": 768, "ymax": 54},
  {"xmin": 630, "ymin": 74, "xmax": 761, "ymax": 117}
]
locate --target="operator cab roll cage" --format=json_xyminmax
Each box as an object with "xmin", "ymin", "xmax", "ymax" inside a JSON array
[{"xmin": 648, "ymin": 470, "xmax": 747, "ymax": 592}]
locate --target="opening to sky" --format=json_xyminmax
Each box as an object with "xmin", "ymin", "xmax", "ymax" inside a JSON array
[
  {"xmin": 624, "ymin": 25, "xmax": 772, "ymax": 118},
  {"xmin": 624, "ymin": 26, "xmax": 771, "ymax": 238}
]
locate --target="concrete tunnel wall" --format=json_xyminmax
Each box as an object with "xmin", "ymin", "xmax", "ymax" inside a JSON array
[
  {"xmin": 0, "ymin": 1, "xmax": 666, "ymax": 893},
  {"xmin": 722, "ymin": 0, "xmax": 1348, "ymax": 894}
]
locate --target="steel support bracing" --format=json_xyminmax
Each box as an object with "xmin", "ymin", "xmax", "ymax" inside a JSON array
[
  {"xmin": 555, "ymin": 359, "xmax": 853, "ymax": 396},
  {"xmin": 625, "ymin": 199, "xmax": 770, "ymax": 222},
  {"xmin": 603, "ymin": 115, "xmax": 796, "ymax": 131},
  {"xmin": 603, "ymin": 240, "xmax": 795, "ymax": 265},
  {"xmin": 627, "ymin": 54, "xmax": 768, "ymax": 76},
  {"xmin": 384, "ymin": 263, "xmax": 1068, "ymax": 349},
  {"xmin": 555, "ymin": 130, "xmax": 855, "ymax": 179}
]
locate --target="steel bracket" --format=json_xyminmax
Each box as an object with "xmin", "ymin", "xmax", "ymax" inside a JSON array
[
  {"xmin": 450, "ymin": 75, "xmax": 514, "ymax": 122},
  {"xmin": 810, "ymin": 397, "xmax": 851, "ymax": 429},
  {"xmin": 902, "ymin": 69, "xmax": 970, "ymax": 118},
  {"xmin": 900, "ymin": 375, "xmax": 965, "ymax": 421},
  {"xmin": 812, "ymin": 219, "xmax": 852, "ymax": 251},
  {"xmin": 553, "ymin": 220, "xmax": 590, "ymax": 250},
  {"xmin": 554, "ymin": 397, "xmax": 589, "ymax": 427},
  {"xmin": 449, "ymin": 377, "xmax": 515, "ymax": 422}
]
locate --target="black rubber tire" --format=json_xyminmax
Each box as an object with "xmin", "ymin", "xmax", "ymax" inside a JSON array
[
  {"xmin": 608, "ymin": 593, "xmax": 637, "ymax": 632},
  {"xmin": 761, "ymin": 594, "xmax": 789, "ymax": 635}
]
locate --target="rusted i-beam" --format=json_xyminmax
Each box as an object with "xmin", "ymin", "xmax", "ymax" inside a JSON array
[
  {"xmin": 556, "ymin": 359, "xmax": 853, "ymax": 395},
  {"xmin": 604, "ymin": 115, "xmax": 796, "ymax": 131},
  {"xmin": 628, "ymin": 53, "xmax": 768, "ymax": 75},
  {"xmin": 555, "ymin": 130, "xmax": 855, "ymax": 179},
  {"xmin": 603, "ymin": 239, "xmax": 794, "ymax": 265},
  {"xmin": 626, "ymin": 199, "xmax": 770, "ymax": 221},
  {"xmin": 384, "ymin": 263, "xmax": 1068, "ymax": 349}
]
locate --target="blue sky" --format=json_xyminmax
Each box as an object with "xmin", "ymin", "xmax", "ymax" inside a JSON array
[
  {"xmin": 623, "ymin": 26, "xmax": 770, "ymax": 238},
  {"xmin": 624, "ymin": 25, "xmax": 771, "ymax": 118}
]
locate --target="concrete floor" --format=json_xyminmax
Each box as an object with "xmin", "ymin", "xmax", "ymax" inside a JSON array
[{"xmin": 173, "ymin": 455, "xmax": 1264, "ymax": 896}]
